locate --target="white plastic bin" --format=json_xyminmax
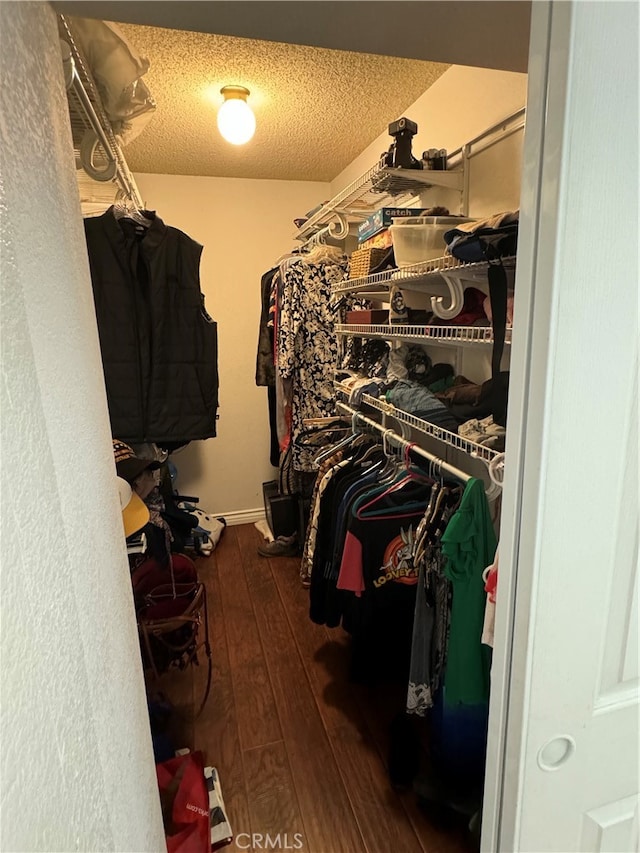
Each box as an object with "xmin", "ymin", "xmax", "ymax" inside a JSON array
[{"xmin": 390, "ymin": 216, "xmax": 475, "ymax": 267}]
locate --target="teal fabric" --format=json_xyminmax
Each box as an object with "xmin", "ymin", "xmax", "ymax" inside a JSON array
[{"xmin": 441, "ymin": 478, "xmax": 496, "ymax": 705}]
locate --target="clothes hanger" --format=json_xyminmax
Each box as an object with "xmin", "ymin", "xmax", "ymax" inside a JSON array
[
  {"xmin": 354, "ymin": 439, "xmax": 386, "ymax": 467},
  {"xmin": 304, "ymin": 243, "xmax": 345, "ymax": 265},
  {"xmin": 296, "ymin": 420, "xmax": 350, "ymax": 446},
  {"xmin": 413, "ymin": 478, "xmax": 440, "ymax": 557},
  {"xmin": 365, "ymin": 429, "xmax": 400, "ymax": 485},
  {"xmin": 355, "ymin": 434, "xmax": 432, "ymax": 520},
  {"xmin": 313, "ymin": 413, "xmax": 362, "ymax": 465},
  {"xmin": 112, "ymin": 197, "xmax": 153, "ymax": 228},
  {"xmin": 413, "ymin": 458, "xmax": 457, "ymax": 566}
]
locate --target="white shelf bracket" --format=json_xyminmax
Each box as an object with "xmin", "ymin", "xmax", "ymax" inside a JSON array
[
  {"xmin": 328, "ymin": 213, "xmax": 350, "ymax": 240},
  {"xmin": 431, "ymin": 274, "xmax": 465, "ymax": 319}
]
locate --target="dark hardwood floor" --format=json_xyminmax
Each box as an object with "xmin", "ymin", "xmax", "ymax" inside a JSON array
[{"xmin": 161, "ymin": 524, "xmax": 474, "ymax": 853}]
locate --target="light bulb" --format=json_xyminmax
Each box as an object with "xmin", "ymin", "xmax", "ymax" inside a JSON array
[{"xmin": 217, "ymin": 86, "xmax": 256, "ymax": 146}]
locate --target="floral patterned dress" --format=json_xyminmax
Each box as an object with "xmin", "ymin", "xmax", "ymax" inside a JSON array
[{"xmin": 277, "ymin": 256, "xmax": 347, "ymax": 471}]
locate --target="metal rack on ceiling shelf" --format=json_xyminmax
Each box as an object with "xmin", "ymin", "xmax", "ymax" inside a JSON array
[
  {"xmin": 333, "ymin": 254, "xmax": 516, "ymax": 320},
  {"xmin": 334, "ymin": 382, "xmax": 502, "ymax": 468},
  {"xmin": 294, "ymin": 161, "xmax": 465, "ymax": 243},
  {"xmin": 58, "ymin": 14, "xmax": 144, "ymax": 212},
  {"xmin": 335, "ymin": 323, "xmax": 512, "ymax": 347}
]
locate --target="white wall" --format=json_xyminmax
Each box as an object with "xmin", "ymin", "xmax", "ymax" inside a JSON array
[
  {"xmin": 134, "ymin": 173, "xmax": 329, "ymax": 518},
  {"xmin": 0, "ymin": 4, "xmax": 164, "ymax": 851},
  {"xmin": 331, "ymin": 65, "xmax": 528, "ymax": 201}
]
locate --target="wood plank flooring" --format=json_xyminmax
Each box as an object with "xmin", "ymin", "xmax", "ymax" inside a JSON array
[{"xmin": 163, "ymin": 524, "xmax": 474, "ymax": 853}]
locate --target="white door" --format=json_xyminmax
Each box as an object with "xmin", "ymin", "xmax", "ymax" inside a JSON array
[{"xmin": 482, "ymin": 2, "xmax": 640, "ymax": 851}]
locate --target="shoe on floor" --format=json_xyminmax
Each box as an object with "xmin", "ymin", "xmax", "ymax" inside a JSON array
[{"xmin": 257, "ymin": 533, "xmax": 298, "ymax": 557}]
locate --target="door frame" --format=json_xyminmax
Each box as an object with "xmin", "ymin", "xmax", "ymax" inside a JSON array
[{"xmin": 481, "ymin": 1, "xmax": 575, "ymax": 849}]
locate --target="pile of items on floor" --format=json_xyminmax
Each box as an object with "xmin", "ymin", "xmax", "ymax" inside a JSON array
[
  {"xmin": 115, "ymin": 439, "xmax": 226, "ymax": 560},
  {"xmin": 116, "ymin": 438, "xmax": 225, "ymax": 694},
  {"xmin": 116, "ymin": 440, "xmax": 233, "ymax": 850}
]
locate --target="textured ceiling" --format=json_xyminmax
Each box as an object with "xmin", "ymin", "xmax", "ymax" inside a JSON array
[{"xmin": 114, "ymin": 23, "xmax": 449, "ymax": 181}]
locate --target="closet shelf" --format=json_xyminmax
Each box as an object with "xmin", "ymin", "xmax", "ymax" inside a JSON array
[
  {"xmin": 334, "ymin": 255, "xmax": 516, "ymax": 295},
  {"xmin": 336, "ymin": 323, "xmax": 512, "ymax": 347},
  {"xmin": 334, "ymin": 254, "xmax": 515, "ymax": 320},
  {"xmin": 294, "ymin": 162, "xmax": 464, "ymax": 242},
  {"xmin": 334, "ymin": 383, "xmax": 501, "ymax": 466}
]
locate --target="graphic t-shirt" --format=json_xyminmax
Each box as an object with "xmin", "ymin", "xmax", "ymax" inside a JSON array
[{"xmin": 338, "ymin": 495, "xmax": 428, "ymax": 684}]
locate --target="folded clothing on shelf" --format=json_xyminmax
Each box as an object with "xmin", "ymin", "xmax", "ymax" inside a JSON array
[
  {"xmin": 459, "ymin": 415, "xmax": 506, "ymax": 450},
  {"xmin": 437, "ymin": 287, "xmax": 488, "ymax": 326},
  {"xmin": 386, "ymin": 344, "xmax": 454, "ymax": 389},
  {"xmin": 436, "ymin": 376, "xmax": 483, "ymax": 407},
  {"xmin": 385, "ymin": 380, "xmax": 459, "ymax": 433},
  {"xmin": 436, "ymin": 373, "xmax": 509, "ymax": 426},
  {"xmin": 345, "ymin": 376, "xmax": 388, "ymax": 407}
]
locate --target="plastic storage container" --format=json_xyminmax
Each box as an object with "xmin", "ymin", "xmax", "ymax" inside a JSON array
[{"xmin": 389, "ymin": 216, "xmax": 475, "ymax": 267}]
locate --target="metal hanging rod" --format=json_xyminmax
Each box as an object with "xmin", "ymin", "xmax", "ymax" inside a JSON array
[{"xmin": 337, "ymin": 401, "xmax": 471, "ymax": 485}]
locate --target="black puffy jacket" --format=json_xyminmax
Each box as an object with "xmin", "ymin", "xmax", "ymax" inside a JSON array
[{"xmin": 84, "ymin": 208, "xmax": 218, "ymax": 444}]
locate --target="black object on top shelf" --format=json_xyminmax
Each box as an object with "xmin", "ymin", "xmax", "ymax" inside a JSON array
[{"xmin": 383, "ymin": 116, "xmax": 423, "ymax": 171}]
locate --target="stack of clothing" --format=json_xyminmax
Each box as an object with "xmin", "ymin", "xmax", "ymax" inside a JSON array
[{"xmin": 338, "ymin": 340, "xmax": 507, "ymax": 450}]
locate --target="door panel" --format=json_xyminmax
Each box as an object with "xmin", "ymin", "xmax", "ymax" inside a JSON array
[
  {"xmin": 483, "ymin": 1, "xmax": 640, "ymax": 850},
  {"xmin": 581, "ymin": 796, "xmax": 639, "ymax": 853}
]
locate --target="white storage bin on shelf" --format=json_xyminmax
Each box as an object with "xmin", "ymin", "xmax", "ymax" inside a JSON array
[{"xmin": 389, "ymin": 215, "xmax": 475, "ymax": 267}]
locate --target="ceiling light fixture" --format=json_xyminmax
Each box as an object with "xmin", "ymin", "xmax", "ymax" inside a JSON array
[{"xmin": 217, "ymin": 85, "xmax": 256, "ymax": 146}]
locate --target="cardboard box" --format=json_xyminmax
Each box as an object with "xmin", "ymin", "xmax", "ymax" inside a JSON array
[
  {"xmin": 360, "ymin": 229, "xmax": 394, "ymax": 250},
  {"xmin": 358, "ymin": 207, "xmax": 428, "ymax": 242},
  {"xmin": 345, "ymin": 309, "xmax": 389, "ymax": 324}
]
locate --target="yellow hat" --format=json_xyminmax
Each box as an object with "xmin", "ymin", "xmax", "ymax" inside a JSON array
[{"xmin": 117, "ymin": 477, "xmax": 150, "ymax": 538}]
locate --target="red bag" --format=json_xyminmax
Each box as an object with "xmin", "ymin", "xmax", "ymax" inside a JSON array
[{"xmin": 156, "ymin": 752, "xmax": 210, "ymax": 853}]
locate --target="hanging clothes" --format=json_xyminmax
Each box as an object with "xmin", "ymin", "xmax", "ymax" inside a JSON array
[
  {"xmin": 255, "ymin": 266, "xmax": 280, "ymax": 466},
  {"xmin": 406, "ymin": 487, "xmax": 461, "ymax": 716},
  {"xmin": 481, "ymin": 548, "xmax": 499, "ymax": 648},
  {"xmin": 338, "ymin": 490, "xmax": 428, "ymax": 685},
  {"xmin": 304, "ymin": 423, "xmax": 498, "ymax": 710},
  {"xmin": 306, "ymin": 438, "xmax": 436, "ymax": 684},
  {"xmin": 300, "ymin": 447, "xmax": 348, "ymax": 585},
  {"xmin": 441, "ymin": 477, "xmax": 496, "ymax": 706},
  {"xmin": 255, "ymin": 266, "xmax": 278, "ymax": 388},
  {"xmin": 84, "ymin": 207, "xmax": 218, "ymax": 445},
  {"xmin": 277, "ymin": 249, "xmax": 347, "ymax": 471}
]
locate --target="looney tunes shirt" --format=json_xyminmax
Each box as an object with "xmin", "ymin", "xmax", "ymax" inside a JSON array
[{"xmin": 338, "ymin": 495, "xmax": 427, "ymax": 684}]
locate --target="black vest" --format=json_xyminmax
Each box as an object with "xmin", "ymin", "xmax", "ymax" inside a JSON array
[{"xmin": 84, "ymin": 208, "xmax": 218, "ymax": 444}]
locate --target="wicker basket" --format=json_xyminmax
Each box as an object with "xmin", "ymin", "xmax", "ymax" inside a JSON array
[{"xmin": 348, "ymin": 246, "xmax": 388, "ymax": 280}]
